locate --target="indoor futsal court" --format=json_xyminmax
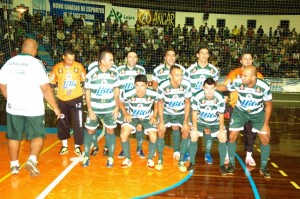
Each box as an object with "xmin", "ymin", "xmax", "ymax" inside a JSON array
[{"xmin": 0, "ymin": 97, "xmax": 299, "ymax": 198}]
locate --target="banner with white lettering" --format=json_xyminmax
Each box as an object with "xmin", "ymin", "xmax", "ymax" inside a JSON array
[{"xmin": 49, "ymin": 0, "xmax": 105, "ymax": 22}]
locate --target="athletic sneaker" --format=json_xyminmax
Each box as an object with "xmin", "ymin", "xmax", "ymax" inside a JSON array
[
  {"xmin": 121, "ymin": 158, "xmax": 132, "ymax": 168},
  {"xmin": 260, "ymin": 167, "xmax": 271, "ymax": 178},
  {"xmin": 245, "ymin": 156, "xmax": 256, "ymax": 167},
  {"xmin": 82, "ymin": 156, "xmax": 90, "ymax": 167},
  {"xmin": 227, "ymin": 163, "xmax": 235, "ymax": 175},
  {"xmin": 187, "ymin": 163, "xmax": 195, "ymax": 171},
  {"xmin": 155, "ymin": 159, "xmax": 163, "ymax": 171},
  {"xmin": 173, "ymin": 151, "xmax": 180, "ymax": 161},
  {"xmin": 147, "ymin": 159, "xmax": 155, "ymax": 170},
  {"xmin": 183, "ymin": 152, "xmax": 190, "ymax": 162},
  {"xmin": 178, "ymin": 161, "xmax": 187, "ymax": 172},
  {"xmin": 219, "ymin": 165, "xmax": 228, "ymax": 176},
  {"xmin": 11, "ymin": 165, "xmax": 20, "ymax": 174},
  {"xmin": 106, "ymin": 157, "xmax": 114, "ymax": 168},
  {"xmin": 136, "ymin": 149, "xmax": 146, "ymax": 159},
  {"xmin": 25, "ymin": 159, "xmax": 40, "ymax": 176},
  {"xmin": 74, "ymin": 147, "xmax": 82, "ymax": 156},
  {"xmin": 205, "ymin": 154, "xmax": 213, "ymax": 164},
  {"xmin": 117, "ymin": 150, "xmax": 125, "ymax": 159},
  {"xmin": 103, "ymin": 148, "xmax": 109, "ymax": 156},
  {"xmin": 59, "ymin": 146, "xmax": 68, "ymax": 155},
  {"xmin": 90, "ymin": 146, "xmax": 99, "ymax": 156}
]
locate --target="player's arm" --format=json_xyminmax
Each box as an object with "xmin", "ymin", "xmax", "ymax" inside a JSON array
[
  {"xmin": 157, "ymin": 99, "xmax": 166, "ymax": 133},
  {"xmin": 112, "ymin": 87, "xmax": 120, "ymax": 120},
  {"xmin": 85, "ymin": 89, "xmax": 96, "ymax": 120},
  {"xmin": 261, "ymin": 100, "xmax": 272, "ymax": 135},
  {"xmin": 152, "ymin": 80, "xmax": 158, "ymax": 91},
  {"xmin": 149, "ymin": 101, "xmax": 158, "ymax": 125},
  {"xmin": 0, "ymin": 83, "xmax": 7, "ymax": 99},
  {"xmin": 192, "ymin": 110, "xmax": 198, "ymax": 132},
  {"xmin": 182, "ymin": 97, "xmax": 191, "ymax": 133},
  {"xmin": 40, "ymin": 83, "xmax": 61, "ymax": 119}
]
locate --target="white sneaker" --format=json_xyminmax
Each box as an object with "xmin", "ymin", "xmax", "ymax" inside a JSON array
[
  {"xmin": 121, "ymin": 158, "xmax": 132, "ymax": 168},
  {"xmin": 147, "ymin": 159, "xmax": 155, "ymax": 170},
  {"xmin": 245, "ymin": 156, "xmax": 256, "ymax": 166},
  {"xmin": 173, "ymin": 151, "xmax": 180, "ymax": 161}
]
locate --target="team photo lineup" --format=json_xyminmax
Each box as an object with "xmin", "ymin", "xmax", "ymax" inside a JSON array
[{"xmin": 0, "ymin": 39, "xmax": 273, "ymax": 179}]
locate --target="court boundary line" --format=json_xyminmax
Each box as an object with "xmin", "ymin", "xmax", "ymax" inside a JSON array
[
  {"xmin": 132, "ymin": 170, "xmax": 194, "ymax": 199},
  {"xmin": 236, "ymin": 154, "xmax": 260, "ymax": 199}
]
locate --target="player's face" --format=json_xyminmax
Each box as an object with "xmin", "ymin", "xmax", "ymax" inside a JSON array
[
  {"xmin": 170, "ymin": 68, "xmax": 183, "ymax": 87},
  {"xmin": 164, "ymin": 50, "xmax": 176, "ymax": 67},
  {"xmin": 135, "ymin": 81, "xmax": 147, "ymax": 97},
  {"xmin": 203, "ymin": 83, "xmax": 216, "ymax": 100},
  {"xmin": 197, "ymin": 48, "xmax": 209, "ymax": 63},
  {"xmin": 63, "ymin": 54, "xmax": 75, "ymax": 66},
  {"xmin": 101, "ymin": 53, "xmax": 114, "ymax": 70},
  {"xmin": 240, "ymin": 54, "xmax": 253, "ymax": 68},
  {"xmin": 241, "ymin": 69, "xmax": 254, "ymax": 85},
  {"xmin": 127, "ymin": 52, "xmax": 138, "ymax": 67}
]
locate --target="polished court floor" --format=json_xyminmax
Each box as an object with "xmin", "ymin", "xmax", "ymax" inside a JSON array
[{"xmin": 0, "ymin": 106, "xmax": 299, "ymax": 198}]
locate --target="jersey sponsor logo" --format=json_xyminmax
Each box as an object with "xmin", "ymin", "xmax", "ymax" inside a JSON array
[
  {"xmin": 95, "ymin": 87, "xmax": 113, "ymax": 96},
  {"xmin": 240, "ymin": 100, "xmax": 258, "ymax": 107},
  {"xmin": 63, "ymin": 80, "xmax": 77, "ymax": 89},
  {"xmin": 123, "ymin": 82, "xmax": 134, "ymax": 91},
  {"xmin": 199, "ymin": 111, "xmax": 215, "ymax": 118},
  {"xmin": 168, "ymin": 100, "xmax": 184, "ymax": 108},
  {"xmin": 195, "ymin": 81, "xmax": 203, "ymax": 90},
  {"xmin": 74, "ymin": 68, "xmax": 79, "ymax": 73}
]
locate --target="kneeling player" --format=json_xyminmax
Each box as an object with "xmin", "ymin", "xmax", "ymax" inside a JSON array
[
  {"xmin": 189, "ymin": 78, "xmax": 227, "ymax": 175},
  {"xmin": 119, "ymin": 74, "xmax": 158, "ymax": 169}
]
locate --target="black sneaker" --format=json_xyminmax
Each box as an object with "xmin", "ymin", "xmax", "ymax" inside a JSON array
[
  {"xmin": 59, "ymin": 146, "xmax": 68, "ymax": 155},
  {"xmin": 187, "ymin": 163, "xmax": 195, "ymax": 171},
  {"xmin": 103, "ymin": 148, "xmax": 109, "ymax": 156},
  {"xmin": 90, "ymin": 146, "xmax": 99, "ymax": 156},
  {"xmin": 74, "ymin": 147, "xmax": 82, "ymax": 156},
  {"xmin": 227, "ymin": 163, "xmax": 235, "ymax": 175},
  {"xmin": 219, "ymin": 165, "xmax": 228, "ymax": 176},
  {"xmin": 260, "ymin": 167, "xmax": 271, "ymax": 179}
]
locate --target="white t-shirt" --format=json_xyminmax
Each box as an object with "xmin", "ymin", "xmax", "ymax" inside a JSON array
[{"xmin": 0, "ymin": 54, "xmax": 49, "ymax": 116}]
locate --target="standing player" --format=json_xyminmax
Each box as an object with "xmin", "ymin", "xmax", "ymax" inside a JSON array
[
  {"xmin": 189, "ymin": 78, "xmax": 227, "ymax": 175},
  {"xmin": 49, "ymin": 49, "xmax": 86, "ymax": 156},
  {"xmin": 185, "ymin": 46, "xmax": 219, "ymax": 164},
  {"xmin": 0, "ymin": 38, "xmax": 61, "ymax": 176},
  {"xmin": 157, "ymin": 65, "xmax": 191, "ymax": 172},
  {"xmin": 152, "ymin": 49, "xmax": 187, "ymax": 161},
  {"xmin": 83, "ymin": 49, "xmax": 119, "ymax": 167},
  {"xmin": 224, "ymin": 65, "xmax": 272, "ymax": 178},
  {"xmin": 119, "ymin": 74, "xmax": 158, "ymax": 169},
  {"xmin": 117, "ymin": 51, "xmax": 146, "ymax": 159},
  {"xmin": 223, "ymin": 52, "xmax": 263, "ymax": 166}
]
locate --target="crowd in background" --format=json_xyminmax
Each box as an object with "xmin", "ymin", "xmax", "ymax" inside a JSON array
[{"xmin": 1, "ymin": 8, "xmax": 300, "ymax": 77}]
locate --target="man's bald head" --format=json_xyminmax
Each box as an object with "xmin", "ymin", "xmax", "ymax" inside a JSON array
[
  {"xmin": 243, "ymin": 65, "xmax": 257, "ymax": 77},
  {"xmin": 242, "ymin": 65, "xmax": 257, "ymax": 87},
  {"xmin": 21, "ymin": 38, "xmax": 38, "ymax": 57}
]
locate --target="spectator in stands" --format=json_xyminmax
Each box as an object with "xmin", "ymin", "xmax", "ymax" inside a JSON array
[
  {"xmin": 63, "ymin": 12, "xmax": 74, "ymax": 30},
  {"xmin": 224, "ymin": 27, "xmax": 230, "ymax": 40},
  {"xmin": 190, "ymin": 25, "xmax": 197, "ymax": 41},
  {"xmin": 209, "ymin": 25, "xmax": 216, "ymax": 43},
  {"xmin": 44, "ymin": 11, "xmax": 53, "ymax": 31},
  {"xmin": 274, "ymin": 26, "xmax": 281, "ymax": 43},
  {"xmin": 10, "ymin": 7, "xmax": 19, "ymax": 25},
  {"xmin": 232, "ymin": 25, "xmax": 239, "ymax": 41},
  {"xmin": 257, "ymin": 25, "xmax": 264, "ymax": 41}
]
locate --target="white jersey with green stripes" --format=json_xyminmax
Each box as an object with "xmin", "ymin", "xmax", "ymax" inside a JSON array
[
  {"xmin": 152, "ymin": 63, "xmax": 186, "ymax": 85},
  {"xmin": 227, "ymin": 78, "xmax": 272, "ymax": 114},
  {"xmin": 117, "ymin": 64, "xmax": 146, "ymax": 93},
  {"xmin": 158, "ymin": 79, "xmax": 191, "ymax": 115},
  {"xmin": 121, "ymin": 88, "xmax": 158, "ymax": 119},
  {"xmin": 87, "ymin": 61, "xmax": 117, "ymax": 73},
  {"xmin": 192, "ymin": 90, "xmax": 225, "ymax": 125},
  {"xmin": 185, "ymin": 62, "xmax": 219, "ymax": 95},
  {"xmin": 85, "ymin": 66, "xmax": 119, "ymax": 114}
]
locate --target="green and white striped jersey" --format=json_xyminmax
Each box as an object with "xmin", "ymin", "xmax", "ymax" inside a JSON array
[
  {"xmin": 185, "ymin": 62, "xmax": 219, "ymax": 95},
  {"xmin": 192, "ymin": 90, "xmax": 225, "ymax": 125},
  {"xmin": 85, "ymin": 66, "xmax": 119, "ymax": 114},
  {"xmin": 117, "ymin": 64, "xmax": 146, "ymax": 93},
  {"xmin": 152, "ymin": 63, "xmax": 186, "ymax": 85},
  {"xmin": 121, "ymin": 88, "xmax": 158, "ymax": 119},
  {"xmin": 227, "ymin": 78, "xmax": 272, "ymax": 114},
  {"xmin": 158, "ymin": 79, "xmax": 191, "ymax": 115}
]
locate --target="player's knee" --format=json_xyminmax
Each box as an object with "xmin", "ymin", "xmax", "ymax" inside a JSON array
[{"xmin": 260, "ymin": 136, "xmax": 270, "ymax": 145}]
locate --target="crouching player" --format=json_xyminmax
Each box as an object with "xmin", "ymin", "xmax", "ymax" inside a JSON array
[
  {"xmin": 189, "ymin": 77, "xmax": 228, "ymax": 175},
  {"xmin": 119, "ymin": 74, "xmax": 158, "ymax": 169}
]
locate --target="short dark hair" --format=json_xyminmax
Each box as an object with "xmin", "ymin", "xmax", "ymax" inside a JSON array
[
  {"xmin": 64, "ymin": 49, "xmax": 75, "ymax": 56},
  {"xmin": 169, "ymin": 65, "xmax": 182, "ymax": 74},
  {"xmin": 98, "ymin": 48, "xmax": 112, "ymax": 61},
  {"xmin": 135, "ymin": 74, "xmax": 148, "ymax": 84},
  {"xmin": 240, "ymin": 51, "xmax": 253, "ymax": 59},
  {"xmin": 203, "ymin": 77, "xmax": 216, "ymax": 86},
  {"xmin": 197, "ymin": 45, "xmax": 209, "ymax": 53},
  {"xmin": 126, "ymin": 50, "xmax": 137, "ymax": 57},
  {"xmin": 165, "ymin": 48, "xmax": 176, "ymax": 56}
]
